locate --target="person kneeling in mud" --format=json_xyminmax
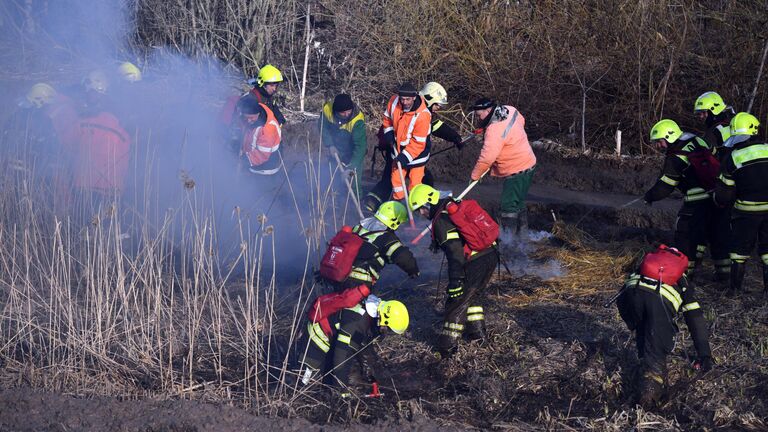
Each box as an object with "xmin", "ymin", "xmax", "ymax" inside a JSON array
[
  {"xmin": 614, "ymin": 244, "xmax": 714, "ymax": 408},
  {"xmin": 408, "ymin": 184, "xmax": 500, "ymax": 357},
  {"xmin": 300, "ymin": 294, "xmax": 409, "ymax": 398}
]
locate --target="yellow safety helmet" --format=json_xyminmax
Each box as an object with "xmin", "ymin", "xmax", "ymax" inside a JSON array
[
  {"xmin": 649, "ymin": 119, "xmax": 683, "ymax": 143},
  {"xmin": 730, "ymin": 112, "xmax": 760, "ymax": 136},
  {"xmin": 26, "ymin": 83, "xmax": 57, "ymax": 108},
  {"xmin": 256, "ymin": 64, "xmax": 283, "ymax": 87},
  {"xmin": 378, "ymin": 300, "xmax": 409, "ymax": 334},
  {"xmin": 419, "ymin": 82, "xmax": 448, "ymax": 108},
  {"xmin": 693, "ymin": 91, "xmax": 726, "ymax": 116},
  {"xmin": 374, "ymin": 201, "xmax": 408, "ymax": 230},
  {"xmin": 408, "ymin": 184, "xmax": 440, "ymax": 212},
  {"xmin": 118, "ymin": 62, "xmax": 142, "ymax": 82},
  {"xmin": 83, "ymin": 70, "xmax": 109, "ymax": 94}
]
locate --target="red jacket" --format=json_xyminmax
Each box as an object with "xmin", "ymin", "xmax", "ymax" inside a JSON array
[
  {"xmin": 242, "ymin": 104, "xmax": 281, "ymax": 167},
  {"xmin": 73, "ymin": 112, "xmax": 131, "ymax": 193}
]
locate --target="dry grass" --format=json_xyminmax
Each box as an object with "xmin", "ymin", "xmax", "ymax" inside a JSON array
[{"xmin": 0, "ymin": 122, "xmax": 367, "ymax": 416}]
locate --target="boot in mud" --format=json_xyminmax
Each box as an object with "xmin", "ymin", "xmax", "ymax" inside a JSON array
[
  {"xmin": 500, "ymin": 213, "xmax": 520, "ymax": 236},
  {"xmin": 763, "ymin": 265, "xmax": 768, "ymax": 297},
  {"xmin": 638, "ymin": 372, "xmax": 664, "ymax": 409},
  {"xmin": 464, "ymin": 306, "xmax": 487, "ymax": 342},
  {"xmin": 436, "ymin": 331, "xmax": 460, "ymax": 359},
  {"xmin": 726, "ymin": 262, "xmax": 746, "ymax": 297},
  {"xmin": 517, "ymin": 208, "xmax": 529, "ymax": 236}
]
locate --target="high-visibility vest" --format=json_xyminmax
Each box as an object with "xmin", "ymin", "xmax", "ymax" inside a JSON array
[
  {"xmin": 381, "ymin": 95, "xmax": 431, "ymax": 166},
  {"xmin": 242, "ymin": 103, "xmax": 281, "ymax": 167}
]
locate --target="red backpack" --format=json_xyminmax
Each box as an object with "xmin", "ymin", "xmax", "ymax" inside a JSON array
[
  {"xmin": 440, "ymin": 199, "xmax": 499, "ymax": 254},
  {"xmin": 639, "ymin": 244, "xmax": 688, "ymax": 285},
  {"xmin": 319, "ymin": 226, "xmax": 364, "ymax": 282},
  {"xmin": 685, "ymin": 148, "xmax": 720, "ymax": 191},
  {"xmin": 308, "ymin": 285, "xmax": 371, "ymax": 336}
]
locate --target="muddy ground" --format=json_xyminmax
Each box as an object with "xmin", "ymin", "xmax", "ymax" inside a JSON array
[{"xmin": 3, "ymin": 148, "xmax": 768, "ymax": 431}]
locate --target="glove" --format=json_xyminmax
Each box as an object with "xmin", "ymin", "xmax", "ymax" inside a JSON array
[
  {"xmin": 692, "ymin": 356, "xmax": 714, "ymax": 373},
  {"xmin": 409, "ymin": 271, "xmax": 420, "ymax": 279},
  {"xmin": 395, "ymin": 152, "xmax": 410, "ymax": 167},
  {"xmin": 643, "ymin": 191, "xmax": 653, "ymax": 205}
]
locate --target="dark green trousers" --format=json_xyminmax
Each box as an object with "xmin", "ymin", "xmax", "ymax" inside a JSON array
[{"xmin": 500, "ymin": 166, "xmax": 536, "ymax": 215}]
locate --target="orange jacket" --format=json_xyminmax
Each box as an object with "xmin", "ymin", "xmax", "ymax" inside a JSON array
[
  {"xmin": 242, "ymin": 103, "xmax": 281, "ymax": 167},
  {"xmin": 73, "ymin": 112, "xmax": 131, "ymax": 193},
  {"xmin": 471, "ymin": 105, "xmax": 536, "ymax": 180},
  {"xmin": 381, "ymin": 95, "xmax": 432, "ymax": 166}
]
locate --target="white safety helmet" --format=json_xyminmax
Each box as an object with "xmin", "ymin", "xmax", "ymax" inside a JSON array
[{"xmin": 419, "ymin": 82, "xmax": 448, "ymax": 108}]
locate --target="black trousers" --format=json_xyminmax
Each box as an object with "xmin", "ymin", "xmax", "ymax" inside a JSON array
[
  {"xmin": 438, "ymin": 250, "xmax": 499, "ymax": 351},
  {"xmin": 673, "ymin": 200, "xmax": 728, "ymax": 271},
  {"xmin": 301, "ymin": 308, "xmax": 373, "ymax": 387},
  {"xmin": 617, "ymin": 287, "xmax": 677, "ymax": 376},
  {"xmin": 729, "ymin": 210, "xmax": 768, "ymax": 264}
]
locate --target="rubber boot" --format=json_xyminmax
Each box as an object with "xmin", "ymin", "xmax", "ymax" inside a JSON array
[
  {"xmin": 638, "ymin": 371, "xmax": 664, "ymax": 408},
  {"xmin": 437, "ymin": 321, "xmax": 463, "ymax": 358},
  {"xmin": 518, "ymin": 208, "xmax": 529, "ymax": 236},
  {"xmin": 763, "ymin": 265, "xmax": 768, "ymax": 296},
  {"xmin": 465, "ymin": 306, "xmax": 486, "ymax": 341},
  {"xmin": 361, "ymin": 195, "xmax": 379, "ymax": 217},
  {"xmin": 500, "ymin": 213, "xmax": 520, "ymax": 235},
  {"xmin": 727, "ymin": 262, "xmax": 746, "ymax": 297}
]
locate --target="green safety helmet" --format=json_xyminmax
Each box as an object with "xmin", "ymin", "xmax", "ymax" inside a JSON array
[
  {"xmin": 256, "ymin": 64, "xmax": 283, "ymax": 87},
  {"xmin": 26, "ymin": 83, "xmax": 56, "ymax": 108},
  {"xmin": 374, "ymin": 201, "xmax": 408, "ymax": 230},
  {"xmin": 118, "ymin": 62, "xmax": 142, "ymax": 82},
  {"xmin": 378, "ymin": 300, "xmax": 409, "ymax": 334},
  {"xmin": 419, "ymin": 82, "xmax": 448, "ymax": 107},
  {"xmin": 693, "ymin": 91, "xmax": 726, "ymax": 116},
  {"xmin": 730, "ymin": 112, "xmax": 760, "ymax": 136},
  {"xmin": 408, "ymin": 184, "xmax": 439, "ymax": 212},
  {"xmin": 649, "ymin": 119, "xmax": 683, "ymax": 143}
]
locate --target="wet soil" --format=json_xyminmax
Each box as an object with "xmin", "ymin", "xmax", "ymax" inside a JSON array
[
  {"xmin": 0, "ymin": 387, "xmax": 454, "ymax": 432},
  {"xmin": 4, "ymin": 149, "xmax": 767, "ymax": 431}
]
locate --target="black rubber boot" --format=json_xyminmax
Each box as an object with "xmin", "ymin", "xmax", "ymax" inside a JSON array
[
  {"xmin": 638, "ymin": 371, "xmax": 664, "ymax": 409},
  {"xmin": 518, "ymin": 208, "xmax": 529, "ymax": 236},
  {"xmin": 500, "ymin": 214, "xmax": 520, "ymax": 235},
  {"xmin": 464, "ymin": 320, "xmax": 487, "ymax": 342},
  {"xmin": 465, "ymin": 306, "xmax": 486, "ymax": 341},
  {"xmin": 763, "ymin": 265, "xmax": 768, "ymax": 296},
  {"xmin": 727, "ymin": 262, "xmax": 746, "ymax": 297}
]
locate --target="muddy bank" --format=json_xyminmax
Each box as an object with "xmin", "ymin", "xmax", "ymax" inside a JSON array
[{"xmin": 0, "ymin": 387, "xmax": 460, "ymax": 432}]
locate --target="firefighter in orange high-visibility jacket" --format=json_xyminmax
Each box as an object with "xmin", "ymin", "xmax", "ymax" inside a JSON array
[
  {"xmin": 615, "ymin": 245, "xmax": 713, "ymax": 408},
  {"xmin": 381, "ymin": 82, "xmax": 432, "ymax": 200},
  {"xmin": 239, "ymin": 97, "xmax": 282, "ymax": 175}
]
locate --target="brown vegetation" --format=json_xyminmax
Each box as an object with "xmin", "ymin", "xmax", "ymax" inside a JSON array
[{"xmin": 133, "ymin": 0, "xmax": 768, "ymax": 152}]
